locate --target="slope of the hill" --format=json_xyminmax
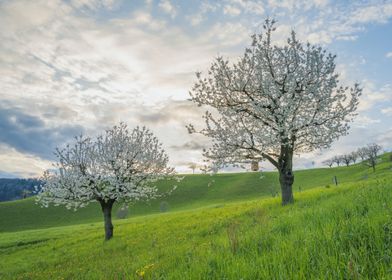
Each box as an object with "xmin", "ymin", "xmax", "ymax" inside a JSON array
[
  {"xmin": 0, "ymin": 173, "xmax": 391, "ymax": 279},
  {"xmin": 0, "ymin": 152, "xmax": 390, "ymax": 232}
]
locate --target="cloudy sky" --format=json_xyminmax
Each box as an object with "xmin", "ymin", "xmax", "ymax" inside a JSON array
[{"xmin": 0, "ymin": 0, "xmax": 391, "ymax": 177}]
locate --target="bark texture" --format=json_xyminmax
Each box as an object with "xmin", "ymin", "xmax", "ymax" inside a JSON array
[
  {"xmin": 278, "ymin": 146, "xmax": 294, "ymax": 205},
  {"xmin": 100, "ymin": 199, "xmax": 115, "ymax": 240}
]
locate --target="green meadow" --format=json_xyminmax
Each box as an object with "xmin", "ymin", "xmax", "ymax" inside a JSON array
[{"xmin": 1, "ymin": 153, "xmax": 392, "ymax": 279}]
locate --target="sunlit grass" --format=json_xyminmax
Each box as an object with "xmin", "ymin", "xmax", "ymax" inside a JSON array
[
  {"xmin": 1, "ymin": 176, "xmax": 392, "ymax": 278},
  {"xmin": 1, "ymin": 153, "xmax": 391, "ymax": 232},
  {"xmin": 0, "ymin": 153, "xmax": 391, "ymax": 279}
]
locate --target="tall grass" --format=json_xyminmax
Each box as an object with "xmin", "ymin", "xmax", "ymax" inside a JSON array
[{"xmin": 1, "ymin": 175, "xmax": 392, "ymax": 279}]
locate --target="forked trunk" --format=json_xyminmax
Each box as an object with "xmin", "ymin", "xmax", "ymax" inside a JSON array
[
  {"xmin": 278, "ymin": 146, "xmax": 294, "ymax": 205},
  {"xmin": 99, "ymin": 199, "xmax": 115, "ymax": 240}
]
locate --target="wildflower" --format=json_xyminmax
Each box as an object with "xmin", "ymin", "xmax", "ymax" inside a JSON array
[{"xmin": 136, "ymin": 263, "xmax": 155, "ymax": 279}]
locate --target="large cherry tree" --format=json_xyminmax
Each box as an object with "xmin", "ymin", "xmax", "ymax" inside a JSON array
[
  {"xmin": 37, "ymin": 123, "xmax": 176, "ymax": 240},
  {"xmin": 188, "ymin": 19, "xmax": 361, "ymax": 205}
]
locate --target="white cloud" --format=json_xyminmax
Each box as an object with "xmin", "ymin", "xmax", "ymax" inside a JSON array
[
  {"xmin": 386, "ymin": 52, "xmax": 392, "ymax": 58},
  {"xmin": 350, "ymin": 3, "xmax": 392, "ymax": 24},
  {"xmin": 353, "ymin": 115, "xmax": 381, "ymax": 128},
  {"xmin": 189, "ymin": 13, "xmax": 204, "ymax": 26},
  {"xmin": 223, "ymin": 5, "xmax": 241, "ymax": 16},
  {"xmin": 260, "ymin": 1, "xmax": 392, "ymax": 45},
  {"xmin": 358, "ymin": 82, "xmax": 392, "ymax": 112},
  {"xmin": 225, "ymin": 0, "xmax": 264, "ymax": 16},
  {"xmin": 186, "ymin": 1, "xmax": 220, "ymax": 26},
  {"xmin": 186, "ymin": 2, "xmax": 219, "ymax": 26},
  {"xmin": 267, "ymin": 0, "xmax": 328, "ymax": 12},
  {"xmin": 158, "ymin": 0, "xmax": 177, "ymax": 18},
  {"xmin": 381, "ymin": 107, "xmax": 392, "ymax": 116},
  {"xmin": 0, "ymin": 144, "xmax": 52, "ymax": 177}
]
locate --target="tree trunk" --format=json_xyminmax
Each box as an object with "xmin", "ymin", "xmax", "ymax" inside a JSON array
[
  {"xmin": 99, "ymin": 199, "xmax": 115, "ymax": 240},
  {"xmin": 278, "ymin": 146, "xmax": 294, "ymax": 205},
  {"xmin": 279, "ymin": 170, "xmax": 294, "ymax": 205}
]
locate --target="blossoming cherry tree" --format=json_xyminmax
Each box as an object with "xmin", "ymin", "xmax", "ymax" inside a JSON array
[
  {"xmin": 188, "ymin": 19, "xmax": 361, "ymax": 205},
  {"xmin": 37, "ymin": 123, "xmax": 176, "ymax": 240}
]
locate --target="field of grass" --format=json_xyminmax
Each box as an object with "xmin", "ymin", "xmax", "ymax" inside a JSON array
[
  {"xmin": 1, "ymin": 175, "xmax": 392, "ymax": 279},
  {"xmin": 0, "ymin": 153, "xmax": 391, "ymax": 279},
  {"xmin": 1, "ymin": 153, "xmax": 391, "ymax": 232}
]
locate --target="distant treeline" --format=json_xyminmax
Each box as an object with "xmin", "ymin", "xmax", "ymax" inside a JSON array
[
  {"xmin": 322, "ymin": 143, "xmax": 384, "ymax": 172},
  {"xmin": 0, "ymin": 178, "xmax": 41, "ymax": 202}
]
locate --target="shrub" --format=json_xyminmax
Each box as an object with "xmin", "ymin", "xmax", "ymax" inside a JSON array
[
  {"xmin": 116, "ymin": 207, "xmax": 128, "ymax": 219},
  {"xmin": 160, "ymin": 201, "xmax": 169, "ymax": 213}
]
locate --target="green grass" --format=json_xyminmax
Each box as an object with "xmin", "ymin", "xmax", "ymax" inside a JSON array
[
  {"xmin": 0, "ymin": 153, "xmax": 391, "ymax": 279},
  {"xmin": 1, "ymin": 153, "xmax": 391, "ymax": 232},
  {"xmin": 1, "ymin": 175, "xmax": 392, "ymax": 279}
]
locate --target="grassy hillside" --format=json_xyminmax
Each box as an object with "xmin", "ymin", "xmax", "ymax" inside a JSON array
[
  {"xmin": 1, "ymin": 174, "xmax": 392, "ymax": 279},
  {"xmin": 1, "ymin": 153, "xmax": 391, "ymax": 232}
]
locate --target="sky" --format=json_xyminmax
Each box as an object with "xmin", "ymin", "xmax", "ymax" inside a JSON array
[{"xmin": 0, "ymin": 0, "xmax": 391, "ymax": 177}]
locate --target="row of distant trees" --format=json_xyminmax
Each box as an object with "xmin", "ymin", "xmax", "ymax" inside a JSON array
[{"xmin": 322, "ymin": 143, "xmax": 383, "ymax": 172}]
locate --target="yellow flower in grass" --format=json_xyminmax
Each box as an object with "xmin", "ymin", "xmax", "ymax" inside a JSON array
[{"xmin": 136, "ymin": 263, "xmax": 155, "ymax": 279}]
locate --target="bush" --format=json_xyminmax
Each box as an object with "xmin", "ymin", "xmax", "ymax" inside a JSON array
[
  {"xmin": 116, "ymin": 207, "xmax": 128, "ymax": 219},
  {"xmin": 160, "ymin": 201, "xmax": 169, "ymax": 213}
]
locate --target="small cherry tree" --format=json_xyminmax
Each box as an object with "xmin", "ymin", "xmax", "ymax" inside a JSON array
[
  {"xmin": 188, "ymin": 19, "xmax": 360, "ymax": 205},
  {"xmin": 322, "ymin": 159, "xmax": 334, "ymax": 168},
  {"xmin": 341, "ymin": 154, "xmax": 352, "ymax": 166},
  {"xmin": 363, "ymin": 143, "xmax": 382, "ymax": 172},
  {"xmin": 37, "ymin": 123, "xmax": 177, "ymax": 240}
]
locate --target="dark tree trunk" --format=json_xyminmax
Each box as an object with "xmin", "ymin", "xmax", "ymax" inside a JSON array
[
  {"xmin": 278, "ymin": 146, "xmax": 294, "ymax": 205},
  {"xmin": 99, "ymin": 199, "xmax": 115, "ymax": 240},
  {"xmin": 279, "ymin": 170, "xmax": 294, "ymax": 205}
]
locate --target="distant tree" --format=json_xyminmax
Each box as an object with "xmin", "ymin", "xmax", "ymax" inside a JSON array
[
  {"xmin": 37, "ymin": 123, "xmax": 178, "ymax": 240},
  {"xmin": 350, "ymin": 151, "xmax": 358, "ymax": 164},
  {"xmin": 21, "ymin": 189, "xmax": 31, "ymax": 199},
  {"xmin": 160, "ymin": 201, "xmax": 169, "ymax": 212},
  {"xmin": 357, "ymin": 147, "xmax": 368, "ymax": 162},
  {"xmin": 363, "ymin": 143, "xmax": 382, "ymax": 172},
  {"xmin": 188, "ymin": 163, "xmax": 198, "ymax": 174},
  {"xmin": 322, "ymin": 159, "xmax": 334, "ymax": 168},
  {"xmin": 341, "ymin": 154, "xmax": 352, "ymax": 167},
  {"xmin": 187, "ymin": 19, "xmax": 360, "ymax": 205},
  {"xmin": 333, "ymin": 156, "xmax": 343, "ymax": 167},
  {"xmin": 116, "ymin": 207, "xmax": 128, "ymax": 219}
]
